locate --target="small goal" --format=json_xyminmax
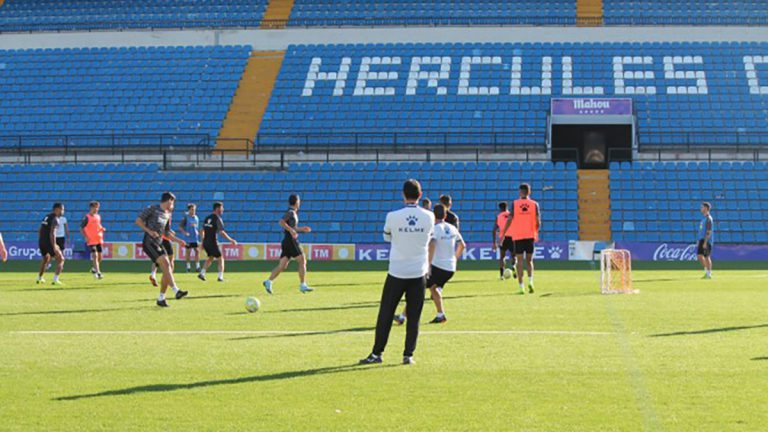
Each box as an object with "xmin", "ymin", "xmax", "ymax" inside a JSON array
[{"xmin": 600, "ymin": 249, "xmax": 636, "ymax": 294}]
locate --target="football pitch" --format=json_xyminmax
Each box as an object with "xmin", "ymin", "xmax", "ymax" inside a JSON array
[{"xmin": 1, "ymin": 264, "xmax": 766, "ymax": 431}]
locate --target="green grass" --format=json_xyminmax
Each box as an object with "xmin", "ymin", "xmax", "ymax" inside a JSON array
[{"xmin": 1, "ymin": 265, "xmax": 767, "ymax": 431}]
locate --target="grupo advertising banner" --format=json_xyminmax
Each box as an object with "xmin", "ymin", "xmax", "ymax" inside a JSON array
[
  {"xmin": 615, "ymin": 242, "xmax": 768, "ymax": 261},
  {"xmin": 356, "ymin": 242, "xmax": 568, "ymax": 261},
  {"xmin": 4, "ymin": 241, "xmax": 88, "ymax": 261}
]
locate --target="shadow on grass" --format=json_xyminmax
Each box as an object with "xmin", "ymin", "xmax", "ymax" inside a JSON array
[
  {"xmin": 122, "ymin": 294, "xmax": 240, "ymax": 303},
  {"xmin": 264, "ymin": 303, "xmax": 378, "ymax": 314},
  {"xmin": 341, "ymin": 292, "xmax": 510, "ymax": 307},
  {"xmin": 55, "ymin": 363, "xmax": 397, "ymax": 401},
  {"xmin": 538, "ymin": 292, "xmax": 602, "ymax": 298},
  {"xmin": 650, "ymin": 323, "xmax": 768, "ymax": 337},
  {"xmin": 752, "ymin": 356, "xmax": 768, "ymax": 361},
  {"xmin": 229, "ymin": 326, "xmax": 375, "ymax": 341},
  {"xmin": 633, "ymin": 278, "xmax": 685, "ymax": 284},
  {"xmin": 12, "ymin": 285, "xmax": 107, "ymax": 292}
]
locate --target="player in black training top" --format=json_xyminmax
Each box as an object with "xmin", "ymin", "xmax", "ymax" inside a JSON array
[
  {"xmin": 198, "ymin": 202, "xmax": 237, "ymax": 282},
  {"xmin": 37, "ymin": 203, "xmax": 66, "ymax": 285},
  {"xmin": 439, "ymin": 194, "xmax": 460, "ymax": 230},
  {"xmin": 263, "ymin": 194, "xmax": 314, "ymax": 294}
]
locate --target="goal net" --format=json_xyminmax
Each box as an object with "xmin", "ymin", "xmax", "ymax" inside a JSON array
[{"xmin": 600, "ymin": 249, "xmax": 635, "ymax": 294}]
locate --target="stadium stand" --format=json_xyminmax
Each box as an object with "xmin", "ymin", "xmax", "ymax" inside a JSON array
[
  {"xmin": 610, "ymin": 161, "xmax": 768, "ymax": 243},
  {"xmin": 287, "ymin": 0, "xmax": 576, "ymax": 26},
  {"xmin": 603, "ymin": 0, "xmax": 768, "ymax": 25},
  {"xmin": 261, "ymin": 42, "xmax": 768, "ymax": 148},
  {"xmin": 0, "ymin": 45, "xmax": 251, "ymax": 148},
  {"xmin": 0, "ymin": 161, "xmax": 578, "ymax": 244},
  {"xmin": 0, "ymin": 0, "xmax": 269, "ymax": 32}
]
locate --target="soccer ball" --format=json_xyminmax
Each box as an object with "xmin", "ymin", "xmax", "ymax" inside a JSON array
[
  {"xmin": 503, "ymin": 268, "xmax": 513, "ymax": 279},
  {"xmin": 245, "ymin": 296, "xmax": 261, "ymax": 313}
]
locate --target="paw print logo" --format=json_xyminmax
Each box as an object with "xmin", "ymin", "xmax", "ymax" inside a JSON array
[
  {"xmin": 548, "ymin": 246, "xmax": 563, "ymax": 259},
  {"xmin": 520, "ymin": 203, "xmax": 530, "ymax": 213},
  {"xmin": 406, "ymin": 215, "xmax": 418, "ymax": 226}
]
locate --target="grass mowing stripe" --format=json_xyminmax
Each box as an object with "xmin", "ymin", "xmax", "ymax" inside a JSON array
[{"xmin": 605, "ymin": 300, "xmax": 665, "ymax": 432}]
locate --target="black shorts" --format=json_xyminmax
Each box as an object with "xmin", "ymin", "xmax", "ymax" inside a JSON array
[
  {"xmin": 143, "ymin": 237, "xmax": 168, "ymax": 264},
  {"xmin": 185, "ymin": 242, "xmax": 199, "ymax": 249},
  {"xmin": 204, "ymin": 242, "xmax": 222, "ymax": 258},
  {"xmin": 161, "ymin": 239, "xmax": 174, "ymax": 256},
  {"xmin": 499, "ymin": 236, "xmax": 514, "ymax": 255},
  {"xmin": 56, "ymin": 237, "xmax": 66, "ymax": 250},
  {"xmin": 88, "ymin": 243, "xmax": 103, "ymax": 254},
  {"xmin": 39, "ymin": 242, "xmax": 56, "ymax": 257},
  {"xmin": 426, "ymin": 265, "xmax": 454, "ymax": 289},
  {"xmin": 281, "ymin": 237, "xmax": 303, "ymax": 259},
  {"xmin": 514, "ymin": 238, "xmax": 535, "ymax": 255},
  {"xmin": 697, "ymin": 240, "xmax": 712, "ymax": 257}
]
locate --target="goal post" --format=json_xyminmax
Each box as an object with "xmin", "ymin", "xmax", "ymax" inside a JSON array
[{"xmin": 600, "ymin": 249, "xmax": 635, "ymax": 294}]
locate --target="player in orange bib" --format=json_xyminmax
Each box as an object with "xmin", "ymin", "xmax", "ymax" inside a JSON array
[
  {"xmin": 80, "ymin": 201, "xmax": 106, "ymax": 279},
  {"xmin": 492, "ymin": 201, "xmax": 516, "ymax": 280},
  {"xmin": 502, "ymin": 183, "xmax": 541, "ymax": 294}
]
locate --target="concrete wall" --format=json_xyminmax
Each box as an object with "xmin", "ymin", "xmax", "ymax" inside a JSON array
[{"xmin": 2, "ymin": 26, "xmax": 768, "ymax": 50}]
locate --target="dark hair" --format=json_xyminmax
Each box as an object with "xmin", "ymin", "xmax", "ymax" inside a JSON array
[
  {"xmin": 213, "ymin": 202, "xmax": 223, "ymax": 211},
  {"xmin": 434, "ymin": 204, "xmax": 446, "ymax": 220},
  {"xmin": 53, "ymin": 202, "xmax": 63, "ymax": 210},
  {"xmin": 289, "ymin": 194, "xmax": 300, "ymax": 206},
  {"xmin": 187, "ymin": 203, "xmax": 196, "ymax": 210},
  {"xmin": 161, "ymin": 192, "xmax": 176, "ymax": 203},
  {"xmin": 519, "ymin": 183, "xmax": 531, "ymax": 196},
  {"xmin": 439, "ymin": 194, "xmax": 452, "ymax": 206},
  {"xmin": 403, "ymin": 179, "xmax": 422, "ymax": 200},
  {"xmin": 702, "ymin": 202, "xmax": 711, "ymax": 210},
  {"xmin": 421, "ymin": 198, "xmax": 431, "ymax": 206},
  {"xmin": 498, "ymin": 201, "xmax": 507, "ymax": 211},
  {"xmin": 89, "ymin": 201, "xmax": 99, "ymax": 208}
]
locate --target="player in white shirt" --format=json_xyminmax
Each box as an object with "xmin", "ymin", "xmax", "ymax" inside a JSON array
[
  {"xmin": 360, "ymin": 179, "xmax": 434, "ymax": 366},
  {"xmin": 0, "ymin": 232, "xmax": 7, "ymax": 262},
  {"xmin": 394, "ymin": 204, "xmax": 465, "ymax": 325}
]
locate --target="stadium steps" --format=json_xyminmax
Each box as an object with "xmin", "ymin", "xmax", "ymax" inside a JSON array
[
  {"xmin": 577, "ymin": 169, "xmax": 611, "ymax": 241},
  {"xmin": 216, "ymin": 50, "xmax": 285, "ymax": 152},
  {"xmin": 261, "ymin": 0, "xmax": 295, "ymax": 28},
  {"xmin": 576, "ymin": 0, "xmax": 603, "ymax": 25}
]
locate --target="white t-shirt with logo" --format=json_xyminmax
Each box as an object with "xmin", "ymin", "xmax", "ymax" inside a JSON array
[
  {"xmin": 383, "ymin": 204, "xmax": 435, "ymax": 279},
  {"xmin": 55, "ymin": 216, "xmax": 67, "ymax": 238},
  {"xmin": 431, "ymin": 221, "xmax": 464, "ymax": 272}
]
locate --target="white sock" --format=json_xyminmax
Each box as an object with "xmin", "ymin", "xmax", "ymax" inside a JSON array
[
  {"xmin": 172, "ymin": 286, "xmax": 180, "ymax": 293},
  {"xmin": 437, "ymin": 312, "xmax": 445, "ymax": 318},
  {"xmin": 158, "ymin": 292, "xmax": 165, "ymax": 301},
  {"xmin": 53, "ymin": 275, "xmax": 59, "ymax": 282},
  {"xmin": 218, "ymin": 271, "xmax": 224, "ymax": 279},
  {"xmin": 200, "ymin": 268, "xmax": 206, "ymax": 275},
  {"xmin": 519, "ymin": 283, "xmax": 524, "ymax": 290},
  {"xmin": 529, "ymin": 276, "xmax": 534, "ymax": 284},
  {"xmin": 186, "ymin": 263, "xmax": 190, "ymax": 269},
  {"xmin": 706, "ymin": 269, "xmax": 712, "ymax": 276},
  {"xmin": 150, "ymin": 269, "xmax": 157, "ymax": 277}
]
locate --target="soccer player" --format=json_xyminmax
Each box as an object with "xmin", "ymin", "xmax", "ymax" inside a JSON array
[
  {"xmin": 80, "ymin": 201, "xmax": 106, "ymax": 279},
  {"xmin": 697, "ymin": 202, "xmax": 715, "ymax": 279},
  {"xmin": 439, "ymin": 194, "xmax": 460, "ymax": 230},
  {"xmin": 136, "ymin": 192, "xmax": 188, "ymax": 307},
  {"xmin": 395, "ymin": 204, "xmax": 464, "ymax": 325},
  {"xmin": 421, "ymin": 198, "xmax": 432, "ymax": 210},
  {"xmin": 55, "ymin": 211, "xmax": 69, "ymax": 261},
  {"xmin": 150, "ymin": 215, "xmax": 176, "ymax": 287},
  {"xmin": 502, "ymin": 183, "xmax": 541, "ymax": 295},
  {"xmin": 179, "ymin": 204, "xmax": 201, "ymax": 273},
  {"xmin": 0, "ymin": 232, "xmax": 8, "ymax": 262},
  {"xmin": 492, "ymin": 201, "xmax": 517, "ymax": 280},
  {"xmin": 198, "ymin": 202, "xmax": 237, "ymax": 282},
  {"xmin": 263, "ymin": 194, "xmax": 313, "ymax": 294},
  {"xmin": 360, "ymin": 180, "xmax": 434, "ymax": 366},
  {"xmin": 37, "ymin": 203, "xmax": 66, "ymax": 285}
]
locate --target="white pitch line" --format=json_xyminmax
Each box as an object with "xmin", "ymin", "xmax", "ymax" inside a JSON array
[{"xmin": 9, "ymin": 330, "xmax": 613, "ymax": 336}]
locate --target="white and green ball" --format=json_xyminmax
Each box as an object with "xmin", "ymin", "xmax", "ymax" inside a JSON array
[
  {"xmin": 245, "ymin": 296, "xmax": 261, "ymax": 313},
  {"xmin": 503, "ymin": 268, "xmax": 514, "ymax": 279}
]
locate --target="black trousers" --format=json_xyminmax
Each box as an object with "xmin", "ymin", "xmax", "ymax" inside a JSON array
[{"xmin": 372, "ymin": 274, "xmax": 426, "ymax": 357}]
